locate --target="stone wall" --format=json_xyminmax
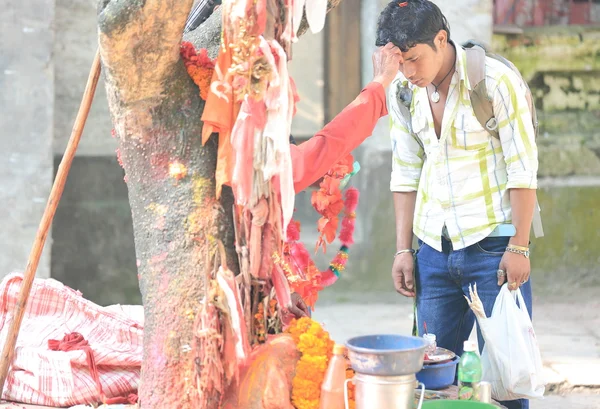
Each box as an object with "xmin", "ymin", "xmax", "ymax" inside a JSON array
[{"xmin": 492, "ymin": 26, "xmax": 600, "ymax": 178}]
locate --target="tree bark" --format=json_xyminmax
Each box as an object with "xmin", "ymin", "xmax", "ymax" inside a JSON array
[{"xmin": 97, "ymin": 0, "xmax": 344, "ymax": 407}]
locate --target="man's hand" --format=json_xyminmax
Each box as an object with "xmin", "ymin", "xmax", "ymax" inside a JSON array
[
  {"xmin": 392, "ymin": 252, "xmax": 416, "ymax": 297},
  {"xmin": 497, "ymin": 251, "xmax": 530, "ymax": 290},
  {"xmin": 372, "ymin": 42, "xmax": 403, "ymax": 89},
  {"xmin": 288, "ymin": 292, "xmax": 311, "ymax": 319}
]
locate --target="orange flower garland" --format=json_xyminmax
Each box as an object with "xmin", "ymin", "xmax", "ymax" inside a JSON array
[
  {"xmin": 180, "ymin": 42, "xmax": 216, "ymax": 100},
  {"xmin": 311, "ymin": 154, "xmax": 355, "ymax": 252},
  {"xmin": 286, "ymin": 318, "xmax": 334, "ymax": 409},
  {"xmin": 283, "ymin": 187, "xmax": 360, "ymax": 310}
]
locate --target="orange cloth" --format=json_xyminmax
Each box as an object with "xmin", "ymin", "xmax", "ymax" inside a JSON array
[{"xmin": 200, "ymin": 38, "xmax": 240, "ymax": 198}]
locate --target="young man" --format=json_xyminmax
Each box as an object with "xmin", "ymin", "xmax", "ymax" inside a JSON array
[{"xmin": 378, "ymin": 1, "xmax": 538, "ymax": 408}]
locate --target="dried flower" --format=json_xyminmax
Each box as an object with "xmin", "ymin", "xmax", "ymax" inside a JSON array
[{"xmin": 180, "ymin": 42, "xmax": 216, "ymax": 101}]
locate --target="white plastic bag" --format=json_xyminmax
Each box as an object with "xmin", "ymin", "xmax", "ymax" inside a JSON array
[{"xmin": 466, "ymin": 283, "xmax": 545, "ymax": 401}]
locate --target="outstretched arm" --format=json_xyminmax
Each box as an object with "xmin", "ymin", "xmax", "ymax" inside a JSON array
[
  {"xmin": 291, "ymin": 82, "xmax": 387, "ymax": 192},
  {"xmin": 290, "ymin": 43, "xmax": 403, "ymax": 192}
]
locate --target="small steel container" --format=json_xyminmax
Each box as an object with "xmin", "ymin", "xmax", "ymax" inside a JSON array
[
  {"xmin": 479, "ymin": 381, "xmax": 492, "ymax": 403},
  {"xmin": 352, "ymin": 373, "xmax": 418, "ymax": 409}
]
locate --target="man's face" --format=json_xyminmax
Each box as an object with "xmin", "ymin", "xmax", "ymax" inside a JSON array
[{"xmin": 399, "ymin": 43, "xmax": 445, "ymax": 88}]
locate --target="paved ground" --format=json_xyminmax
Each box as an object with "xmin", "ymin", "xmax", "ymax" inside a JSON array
[
  {"xmin": 2, "ymin": 289, "xmax": 598, "ymax": 408},
  {"xmin": 312, "ymin": 292, "xmax": 600, "ymax": 409}
]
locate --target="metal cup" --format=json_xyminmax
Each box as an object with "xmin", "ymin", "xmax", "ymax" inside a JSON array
[{"xmin": 479, "ymin": 381, "xmax": 492, "ymax": 403}]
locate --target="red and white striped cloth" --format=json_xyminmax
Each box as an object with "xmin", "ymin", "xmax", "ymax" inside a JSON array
[{"xmin": 0, "ymin": 273, "xmax": 143, "ymax": 407}]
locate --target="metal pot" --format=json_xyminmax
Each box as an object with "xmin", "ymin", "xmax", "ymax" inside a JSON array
[
  {"xmin": 344, "ymin": 373, "xmax": 426, "ymax": 409},
  {"xmin": 346, "ymin": 334, "xmax": 428, "ymax": 376}
]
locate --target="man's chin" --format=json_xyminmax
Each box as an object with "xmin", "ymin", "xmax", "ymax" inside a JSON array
[{"xmin": 411, "ymin": 79, "xmax": 427, "ymax": 87}]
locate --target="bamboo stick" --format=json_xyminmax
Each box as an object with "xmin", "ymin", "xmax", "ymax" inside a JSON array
[{"xmin": 0, "ymin": 49, "xmax": 102, "ymax": 397}]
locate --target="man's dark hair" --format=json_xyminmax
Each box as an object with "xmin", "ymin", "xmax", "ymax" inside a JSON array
[{"xmin": 376, "ymin": 0, "xmax": 450, "ymax": 52}]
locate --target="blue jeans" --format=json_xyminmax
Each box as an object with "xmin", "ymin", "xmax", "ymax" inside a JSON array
[{"xmin": 415, "ymin": 236, "xmax": 533, "ymax": 409}]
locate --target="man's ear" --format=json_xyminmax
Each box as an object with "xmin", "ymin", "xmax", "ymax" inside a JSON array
[{"xmin": 435, "ymin": 30, "xmax": 448, "ymax": 49}]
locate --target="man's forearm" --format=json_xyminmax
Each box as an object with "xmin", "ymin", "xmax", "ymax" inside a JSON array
[
  {"xmin": 393, "ymin": 192, "xmax": 417, "ymax": 250},
  {"xmin": 509, "ymin": 188, "xmax": 537, "ymax": 246}
]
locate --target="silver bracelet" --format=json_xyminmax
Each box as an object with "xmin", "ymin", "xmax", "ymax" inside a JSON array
[{"xmin": 394, "ymin": 249, "xmax": 416, "ymax": 258}]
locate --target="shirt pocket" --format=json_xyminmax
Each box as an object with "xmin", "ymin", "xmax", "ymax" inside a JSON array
[{"xmin": 451, "ymin": 106, "xmax": 492, "ymax": 151}]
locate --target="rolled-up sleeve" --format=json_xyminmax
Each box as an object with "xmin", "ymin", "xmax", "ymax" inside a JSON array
[
  {"xmin": 492, "ymin": 71, "xmax": 539, "ymax": 190},
  {"xmin": 389, "ymin": 88, "xmax": 424, "ymax": 192}
]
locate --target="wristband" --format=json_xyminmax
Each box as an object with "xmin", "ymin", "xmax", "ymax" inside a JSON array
[{"xmin": 394, "ymin": 249, "xmax": 416, "ymax": 258}]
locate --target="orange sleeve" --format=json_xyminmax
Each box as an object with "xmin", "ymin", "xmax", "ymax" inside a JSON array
[{"xmin": 290, "ymin": 82, "xmax": 388, "ymax": 193}]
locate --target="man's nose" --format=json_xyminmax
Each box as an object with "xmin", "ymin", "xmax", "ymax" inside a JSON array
[{"xmin": 404, "ymin": 63, "xmax": 417, "ymax": 80}]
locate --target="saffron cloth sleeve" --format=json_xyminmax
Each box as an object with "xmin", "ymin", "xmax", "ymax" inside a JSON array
[{"xmin": 290, "ymin": 82, "xmax": 388, "ymax": 193}]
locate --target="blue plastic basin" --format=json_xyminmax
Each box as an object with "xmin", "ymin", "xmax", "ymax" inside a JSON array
[{"xmin": 416, "ymin": 356, "xmax": 459, "ymax": 390}]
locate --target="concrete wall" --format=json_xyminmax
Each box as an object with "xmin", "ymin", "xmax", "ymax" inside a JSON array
[
  {"xmin": 51, "ymin": 156, "xmax": 139, "ymax": 306},
  {"xmin": 289, "ymin": 32, "xmax": 325, "ymax": 138},
  {"xmin": 55, "ymin": 0, "xmax": 116, "ymax": 157},
  {"xmin": 0, "ymin": 0, "xmax": 54, "ymax": 279}
]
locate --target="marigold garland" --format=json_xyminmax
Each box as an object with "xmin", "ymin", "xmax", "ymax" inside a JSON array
[
  {"xmin": 180, "ymin": 42, "xmax": 216, "ymax": 101},
  {"xmin": 286, "ymin": 317, "xmax": 335, "ymax": 409}
]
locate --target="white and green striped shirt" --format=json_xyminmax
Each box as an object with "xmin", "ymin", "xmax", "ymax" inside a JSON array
[{"xmin": 388, "ymin": 45, "xmax": 538, "ymax": 252}]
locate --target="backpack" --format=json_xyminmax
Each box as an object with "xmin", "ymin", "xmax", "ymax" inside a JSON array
[{"xmin": 392, "ymin": 40, "xmax": 544, "ymax": 238}]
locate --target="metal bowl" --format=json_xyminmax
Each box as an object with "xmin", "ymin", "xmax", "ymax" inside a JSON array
[{"xmin": 346, "ymin": 334, "xmax": 428, "ymax": 376}]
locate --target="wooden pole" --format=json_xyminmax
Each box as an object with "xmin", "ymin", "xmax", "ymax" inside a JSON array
[{"xmin": 0, "ymin": 49, "xmax": 102, "ymax": 397}]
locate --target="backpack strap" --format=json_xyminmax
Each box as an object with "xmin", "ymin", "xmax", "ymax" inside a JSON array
[
  {"xmin": 463, "ymin": 41, "xmax": 545, "ymax": 238},
  {"xmin": 463, "ymin": 43, "xmax": 500, "ymax": 139},
  {"xmin": 532, "ymin": 199, "xmax": 544, "ymax": 238}
]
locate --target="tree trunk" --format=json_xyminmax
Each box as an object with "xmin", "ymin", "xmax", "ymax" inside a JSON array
[{"xmin": 97, "ymin": 0, "xmax": 343, "ymax": 407}]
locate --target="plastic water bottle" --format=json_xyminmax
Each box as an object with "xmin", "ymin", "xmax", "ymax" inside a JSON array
[
  {"xmin": 319, "ymin": 344, "xmax": 347, "ymax": 409},
  {"xmin": 423, "ymin": 333, "xmax": 437, "ymax": 356},
  {"xmin": 458, "ymin": 340, "xmax": 482, "ymax": 401}
]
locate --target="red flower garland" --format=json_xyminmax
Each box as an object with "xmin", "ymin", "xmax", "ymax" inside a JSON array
[
  {"xmin": 311, "ymin": 154, "xmax": 355, "ymax": 252},
  {"xmin": 282, "ymin": 187, "xmax": 359, "ymax": 309}
]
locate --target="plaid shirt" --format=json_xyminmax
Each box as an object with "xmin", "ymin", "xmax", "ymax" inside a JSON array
[{"xmin": 388, "ymin": 45, "xmax": 538, "ymax": 251}]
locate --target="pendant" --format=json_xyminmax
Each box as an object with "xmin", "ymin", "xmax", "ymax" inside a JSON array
[{"xmin": 430, "ymin": 90, "xmax": 440, "ymax": 103}]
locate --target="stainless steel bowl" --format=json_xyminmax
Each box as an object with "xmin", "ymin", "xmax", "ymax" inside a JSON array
[{"xmin": 346, "ymin": 334, "xmax": 428, "ymax": 376}]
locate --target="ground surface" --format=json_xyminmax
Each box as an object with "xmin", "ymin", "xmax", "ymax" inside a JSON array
[{"xmin": 312, "ymin": 288, "xmax": 600, "ymax": 409}]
